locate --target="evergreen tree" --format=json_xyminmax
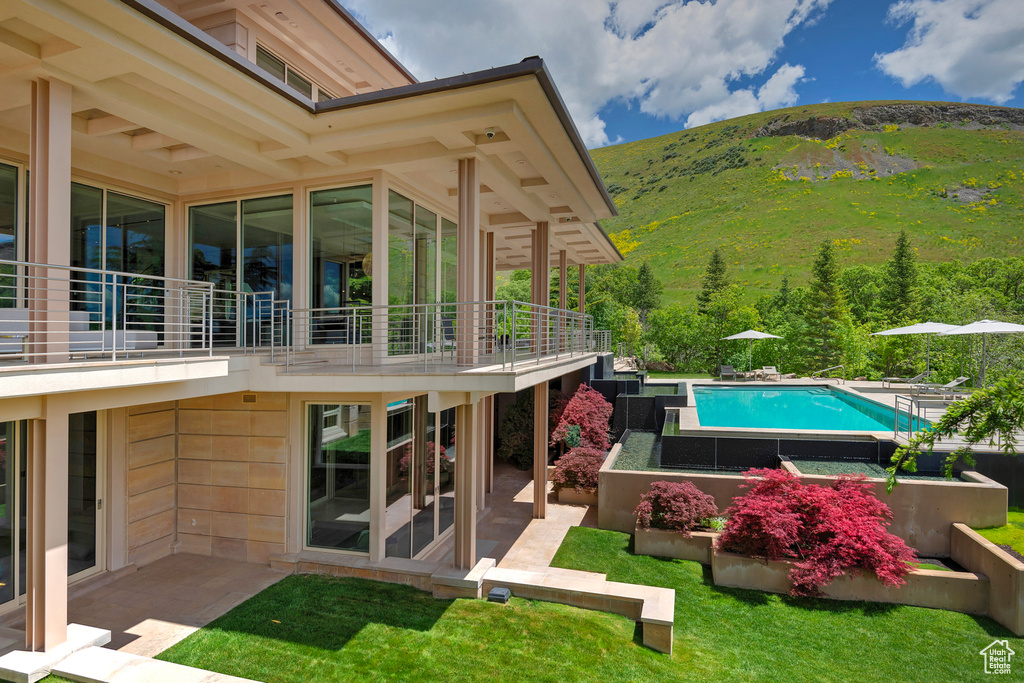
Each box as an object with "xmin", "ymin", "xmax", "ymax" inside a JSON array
[
  {"xmin": 697, "ymin": 247, "xmax": 728, "ymax": 314},
  {"xmin": 771, "ymin": 275, "xmax": 791, "ymax": 312},
  {"xmin": 632, "ymin": 261, "xmax": 662, "ymax": 323},
  {"xmin": 880, "ymin": 229, "xmax": 918, "ymax": 320},
  {"xmin": 803, "ymin": 240, "xmax": 849, "ymax": 369}
]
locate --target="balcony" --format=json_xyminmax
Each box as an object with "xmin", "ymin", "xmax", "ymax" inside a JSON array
[{"xmin": 0, "ymin": 259, "xmax": 610, "ymax": 395}]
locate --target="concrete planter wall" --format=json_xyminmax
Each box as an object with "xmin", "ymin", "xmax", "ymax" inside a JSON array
[
  {"xmin": 711, "ymin": 550, "xmax": 990, "ymax": 615},
  {"xmin": 600, "ymin": 450, "xmax": 1008, "ymax": 556},
  {"xmin": 557, "ymin": 488, "xmax": 598, "ymax": 506},
  {"xmin": 634, "ymin": 526, "xmax": 717, "ymax": 564},
  {"xmin": 951, "ymin": 523, "xmax": 1024, "ymax": 635}
]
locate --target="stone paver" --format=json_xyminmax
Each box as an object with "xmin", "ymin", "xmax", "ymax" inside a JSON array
[
  {"xmin": 53, "ymin": 646, "xmax": 259, "ymax": 683},
  {"xmin": 3, "ymin": 554, "xmax": 287, "ymax": 659}
]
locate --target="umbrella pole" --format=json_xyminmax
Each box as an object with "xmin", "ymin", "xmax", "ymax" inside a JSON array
[
  {"xmin": 748, "ymin": 339, "xmax": 752, "ymax": 373},
  {"xmin": 926, "ymin": 333, "xmax": 930, "ymax": 376},
  {"xmin": 981, "ymin": 333, "xmax": 987, "ymax": 387}
]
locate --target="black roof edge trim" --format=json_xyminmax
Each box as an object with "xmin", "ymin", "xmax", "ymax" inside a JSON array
[
  {"xmin": 322, "ymin": 1, "xmax": 418, "ymax": 84},
  {"xmin": 316, "ymin": 58, "xmax": 620, "ymax": 224},
  {"xmin": 119, "ymin": 0, "xmax": 314, "ymax": 110}
]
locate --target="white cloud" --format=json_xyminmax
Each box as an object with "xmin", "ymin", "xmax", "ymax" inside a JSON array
[
  {"xmin": 685, "ymin": 63, "xmax": 806, "ymax": 128},
  {"xmin": 875, "ymin": 0, "xmax": 1024, "ymax": 103},
  {"xmin": 346, "ymin": 0, "xmax": 831, "ymax": 146}
]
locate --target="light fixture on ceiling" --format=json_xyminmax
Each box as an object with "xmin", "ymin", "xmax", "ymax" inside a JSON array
[{"xmin": 169, "ymin": 170, "xmax": 182, "ymax": 175}]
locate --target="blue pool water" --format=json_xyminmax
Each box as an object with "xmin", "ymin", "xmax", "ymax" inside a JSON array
[{"xmin": 693, "ymin": 385, "xmax": 903, "ymax": 431}]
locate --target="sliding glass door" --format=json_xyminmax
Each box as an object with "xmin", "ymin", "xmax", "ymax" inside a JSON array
[
  {"xmin": 0, "ymin": 413, "xmax": 101, "ymax": 613},
  {"xmin": 189, "ymin": 195, "xmax": 293, "ymax": 347},
  {"xmin": 385, "ymin": 399, "xmax": 455, "ymax": 559}
]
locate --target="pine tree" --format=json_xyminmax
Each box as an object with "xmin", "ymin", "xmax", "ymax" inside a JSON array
[
  {"xmin": 632, "ymin": 261, "xmax": 662, "ymax": 323},
  {"xmin": 803, "ymin": 240, "xmax": 849, "ymax": 369},
  {"xmin": 697, "ymin": 248, "xmax": 728, "ymax": 314},
  {"xmin": 880, "ymin": 229, "xmax": 918, "ymax": 321}
]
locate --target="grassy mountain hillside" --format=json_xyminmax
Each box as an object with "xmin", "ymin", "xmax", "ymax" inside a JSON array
[{"xmin": 589, "ymin": 101, "xmax": 1024, "ymax": 305}]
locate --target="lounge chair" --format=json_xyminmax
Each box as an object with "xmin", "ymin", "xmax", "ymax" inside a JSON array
[
  {"xmin": 881, "ymin": 371, "xmax": 929, "ymax": 389},
  {"xmin": 912, "ymin": 376, "xmax": 970, "ymax": 398},
  {"xmin": 760, "ymin": 365, "xmax": 781, "ymax": 381},
  {"xmin": 719, "ymin": 365, "xmax": 737, "ymax": 381}
]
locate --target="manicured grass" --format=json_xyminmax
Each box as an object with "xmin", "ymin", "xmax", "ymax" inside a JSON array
[
  {"xmin": 791, "ymin": 459, "xmax": 954, "ymax": 481},
  {"xmin": 46, "ymin": 526, "xmax": 1021, "ymax": 682},
  {"xmin": 974, "ymin": 507, "xmax": 1024, "ymax": 555},
  {"xmin": 152, "ymin": 574, "xmax": 669, "ymax": 683},
  {"xmin": 551, "ymin": 527, "xmax": 1022, "ymax": 682},
  {"xmin": 646, "ymin": 371, "xmax": 714, "ymax": 380}
]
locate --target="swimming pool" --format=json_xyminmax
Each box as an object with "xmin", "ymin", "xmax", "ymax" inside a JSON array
[{"xmin": 693, "ymin": 385, "xmax": 908, "ymax": 431}]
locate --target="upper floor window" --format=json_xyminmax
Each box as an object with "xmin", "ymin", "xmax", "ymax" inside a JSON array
[{"xmin": 256, "ymin": 46, "xmax": 334, "ymax": 102}]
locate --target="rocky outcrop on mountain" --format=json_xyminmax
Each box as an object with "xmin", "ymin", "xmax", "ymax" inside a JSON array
[
  {"xmin": 853, "ymin": 103, "xmax": 1024, "ymax": 127},
  {"xmin": 753, "ymin": 103, "xmax": 1024, "ymax": 140},
  {"xmin": 753, "ymin": 116, "xmax": 857, "ymax": 140}
]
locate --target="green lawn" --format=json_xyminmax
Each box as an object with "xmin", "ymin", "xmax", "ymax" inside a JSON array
[
  {"xmin": 149, "ymin": 574, "xmax": 669, "ymax": 683},
  {"xmin": 975, "ymin": 507, "xmax": 1024, "ymax": 555},
  {"xmin": 646, "ymin": 371, "xmax": 714, "ymax": 380},
  {"xmin": 45, "ymin": 526, "xmax": 1021, "ymax": 682},
  {"xmin": 550, "ymin": 527, "xmax": 1022, "ymax": 682}
]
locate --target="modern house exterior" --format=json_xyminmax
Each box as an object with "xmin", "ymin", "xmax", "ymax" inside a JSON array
[{"xmin": 0, "ymin": 0, "xmax": 619, "ymax": 658}]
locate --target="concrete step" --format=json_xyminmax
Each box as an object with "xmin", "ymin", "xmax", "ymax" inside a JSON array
[{"xmin": 53, "ymin": 646, "xmax": 259, "ymax": 683}]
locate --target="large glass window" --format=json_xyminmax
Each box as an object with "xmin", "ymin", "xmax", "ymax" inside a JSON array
[
  {"xmin": 70, "ymin": 184, "xmax": 165, "ymax": 332},
  {"xmin": 385, "ymin": 399, "xmax": 455, "ymax": 559},
  {"xmin": 309, "ymin": 186, "xmax": 372, "ymax": 345},
  {"xmin": 0, "ymin": 421, "xmax": 15, "ymax": 605},
  {"xmin": 0, "ymin": 163, "xmax": 18, "ymax": 308},
  {"xmin": 68, "ymin": 411, "xmax": 97, "ymax": 577},
  {"xmin": 189, "ymin": 202, "xmax": 237, "ymax": 293},
  {"xmin": 189, "ymin": 195, "xmax": 293, "ymax": 346},
  {"xmin": 307, "ymin": 403, "xmax": 372, "ymax": 552},
  {"xmin": 440, "ymin": 218, "xmax": 457, "ymax": 305},
  {"xmin": 0, "ymin": 414, "xmax": 98, "ymax": 609},
  {"xmin": 242, "ymin": 195, "xmax": 293, "ymax": 301}
]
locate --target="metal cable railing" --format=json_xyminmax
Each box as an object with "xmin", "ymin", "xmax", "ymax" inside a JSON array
[
  {"xmin": 286, "ymin": 300, "xmax": 595, "ymax": 372},
  {"xmin": 0, "ymin": 258, "xmax": 601, "ymax": 372},
  {"xmin": 0, "ymin": 258, "xmax": 215, "ymax": 363}
]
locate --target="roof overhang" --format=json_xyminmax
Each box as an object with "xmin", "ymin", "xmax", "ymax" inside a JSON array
[{"xmin": 0, "ymin": 0, "xmax": 621, "ymax": 267}]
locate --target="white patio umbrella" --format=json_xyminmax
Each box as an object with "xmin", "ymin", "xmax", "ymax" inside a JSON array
[
  {"xmin": 721, "ymin": 329, "xmax": 783, "ymax": 372},
  {"xmin": 939, "ymin": 320, "xmax": 1024, "ymax": 386},
  {"xmin": 871, "ymin": 321, "xmax": 957, "ymax": 375}
]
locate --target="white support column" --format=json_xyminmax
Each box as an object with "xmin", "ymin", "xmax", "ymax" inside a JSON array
[
  {"xmin": 26, "ymin": 405, "xmax": 69, "ymax": 651},
  {"xmin": 483, "ymin": 233, "xmax": 495, "ymax": 494},
  {"xmin": 371, "ymin": 176, "xmax": 389, "ymax": 363},
  {"xmin": 453, "ymin": 400, "xmax": 479, "ymax": 569},
  {"xmin": 533, "ymin": 382, "xmax": 548, "ymax": 519},
  {"xmin": 369, "ymin": 395, "xmax": 387, "ymax": 562},
  {"xmin": 456, "ymin": 159, "xmax": 480, "ymax": 366},
  {"xmin": 531, "ymin": 222, "xmax": 551, "ymax": 519},
  {"xmin": 28, "ymin": 78, "xmax": 72, "ymax": 363}
]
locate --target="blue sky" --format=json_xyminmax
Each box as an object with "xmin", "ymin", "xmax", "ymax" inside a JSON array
[{"xmin": 348, "ymin": 0, "xmax": 1024, "ymax": 147}]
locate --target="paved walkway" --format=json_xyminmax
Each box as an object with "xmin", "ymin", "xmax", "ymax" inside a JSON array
[
  {"xmin": 425, "ymin": 460, "xmax": 597, "ymax": 571},
  {"xmin": 3, "ymin": 553, "xmax": 287, "ymax": 659}
]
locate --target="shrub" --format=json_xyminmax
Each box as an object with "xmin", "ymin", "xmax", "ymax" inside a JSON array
[
  {"xmin": 551, "ymin": 446, "xmax": 606, "ymax": 492},
  {"xmin": 717, "ymin": 468, "xmax": 916, "ymax": 596},
  {"xmin": 550, "ymin": 384, "xmax": 613, "ymax": 451},
  {"xmin": 496, "ymin": 389, "xmax": 565, "ymax": 470},
  {"xmin": 398, "ymin": 442, "xmax": 453, "ymax": 478},
  {"xmin": 634, "ymin": 480, "xmax": 719, "ymax": 537}
]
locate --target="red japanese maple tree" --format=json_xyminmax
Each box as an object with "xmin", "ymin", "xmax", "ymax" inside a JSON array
[
  {"xmin": 550, "ymin": 384, "xmax": 613, "ymax": 451},
  {"xmin": 717, "ymin": 468, "xmax": 916, "ymax": 596}
]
